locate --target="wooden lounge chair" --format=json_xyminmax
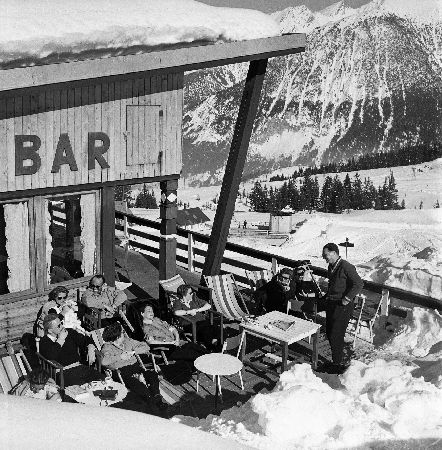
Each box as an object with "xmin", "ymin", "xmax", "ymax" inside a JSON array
[
  {"xmin": 245, "ymin": 268, "xmax": 272, "ymax": 291},
  {"xmin": 35, "ymin": 337, "xmax": 66, "ymax": 394},
  {"xmin": 159, "ymin": 274, "xmax": 220, "ymax": 343},
  {"xmin": 0, "ymin": 346, "xmax": 32, "ymax": 394}
]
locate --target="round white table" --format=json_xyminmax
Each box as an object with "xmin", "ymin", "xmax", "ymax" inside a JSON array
[
  {"xmin": 194, "ymin": 353, "xmax": 243, "ymax": 410},
  {"xmin": 67, "ymin": 380, "xmax": 128, "ymax": 407}
]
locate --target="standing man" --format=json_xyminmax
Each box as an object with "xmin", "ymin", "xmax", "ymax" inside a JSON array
[
  {"xmin": 321, "ymin": 243, "xmax": 363, "ymax": 374},
  {"xmin": 81, "ymin": 274, "xmax": 127, "ymax": 327}
]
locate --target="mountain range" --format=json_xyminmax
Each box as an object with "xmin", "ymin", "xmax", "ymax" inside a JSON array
[{"xmin": 182, "ymin": 0, "xmax": 442, "ymax": 185}]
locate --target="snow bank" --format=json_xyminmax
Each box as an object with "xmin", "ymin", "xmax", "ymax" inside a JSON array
[
  {"xmin": 177, "ymin": 306, "xmax": 442, "ymax": 449},
  {"xmin": 1, "ymin": 0, "xmax": 280, "ymax": 68},
  {"xmin": 0, "ymin": 394, "xmax": 248, "ymax": 450}
]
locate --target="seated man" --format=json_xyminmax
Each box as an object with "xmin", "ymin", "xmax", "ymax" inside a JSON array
[
  {"xmin": 10, "ymin": 367, "xmax": 61, "ymax": 402},
  {"xmin": 101, "ymin": 322, "xmax": 166, "ymax": 414},
  {"xmin": 39, "ymin": 314, "xmax": 104, "ymax": 387},
  {"xmin": 81, "ymin": 274, "xmax": 127, "ymax": 327},
  {"xmin": 254, "ymin": 267, "xmax": 296, "ymax": 314}
]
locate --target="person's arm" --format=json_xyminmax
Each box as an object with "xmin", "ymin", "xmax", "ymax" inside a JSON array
[
  {"xmin": 109, "ymin": 288, "xmax": 127, "ymax": 309},
  {"xmin": 342, "ymin": 263, "xmax": 364, "ymax": 305},
  {"xmin": 46, "ymin": 379, "xmax": 62, "ymax": 402},
  {"xmin": 101, "ymin": 344, "xmax": 124, "ymax": 368},
  {"xmin": 71, "ymin": 329, "xmax": 96, "ymax": 364},
  {"xmin": 39, "ymin": 336, "xmax": 64, "ymax": 362},
  {"xmin": 128, "ymin": 337, "xmax": 150, "ymax": 355}
]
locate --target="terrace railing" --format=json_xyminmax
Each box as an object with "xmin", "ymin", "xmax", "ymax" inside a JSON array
[{"xmin": 115, "ymin": 211, "xmax": 442, "ymax": 313}]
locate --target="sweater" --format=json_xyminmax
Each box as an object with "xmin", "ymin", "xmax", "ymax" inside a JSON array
[
  {"xmin": 101, "ymin": 337, "xmax": 150, "ymax": 369},
  {"xmin": 81, "ymin": 286, "xmax": 127, "ymax": 318},
  {"xmin": 39, "ymin": 329, "xmax": 92, "ymax": 366},
  {"xmin": 326, "ymin": 258, "xmax": 364, "ymax": 303}
]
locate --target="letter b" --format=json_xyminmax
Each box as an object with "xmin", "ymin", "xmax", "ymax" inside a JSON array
[{"xmin": 15, "ymin": 135, "xmax": 41, "ymax": 176}]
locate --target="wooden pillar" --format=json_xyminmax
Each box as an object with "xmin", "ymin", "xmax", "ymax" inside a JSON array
[
  {"xmin": 159, "ymin": 179, "xmax": 178, "ymax": 313},
  {"xmin": 101, "ymin": 186, "xmax": 115, "ymax": 287},
  {"xmin": 203, "ymin": 58, "xmax": 268, "ymax": 276}
]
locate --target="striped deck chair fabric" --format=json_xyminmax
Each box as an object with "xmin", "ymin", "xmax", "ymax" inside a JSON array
[
  {"xmin": 159, "ymin": 274, "xmax": 185, "ymax": 294},
  {"xmin": 0, "ymin": 350, "xmax": 31, "ymax": 394},
  {"xmin": 203, "ymin": 274, "xmax": 249, "ymax": 321},
  {"xmin": 245, "ymin": 268, "xmax": 272, "ymax": 290}
]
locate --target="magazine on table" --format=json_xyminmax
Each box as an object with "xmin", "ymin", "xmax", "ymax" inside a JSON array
[{"xmin": 270, "ymin": 319, "xmax": 296, "ymax": 332}]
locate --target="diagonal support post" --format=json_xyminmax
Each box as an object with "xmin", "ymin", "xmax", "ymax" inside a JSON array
[{"xmin": 203, "ymin": 58, "xmax": 268, "ymax": 276}]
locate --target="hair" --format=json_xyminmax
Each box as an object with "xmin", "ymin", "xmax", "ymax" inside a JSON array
[
  {"xmin": 43, "ymin": 313, "xmax": 60, "ymax": 331},
  {"xmin": 176, "ymin": 284, "xmax": 194, "ymax": 299},
  {"xmin": 102, "ymin": 322, "xmax": 122, "ymax": 342},
  {"xmin": 89, "ymin": 274, "xmax": 105, "ymax": 287},
  {"xmin": 48, "ymin": 286, "xmax": 69, "ymax": 302},
  {"xmin": 29, "ymin": 367, "xmax": 50, "ymax": 386},
  {"xmin": 323, "ymin": 243, "xmax": 339, "ymax": 254},
  {"xmin": 279, "ymin": 267, "xmax": 293, "ymax": 278}
]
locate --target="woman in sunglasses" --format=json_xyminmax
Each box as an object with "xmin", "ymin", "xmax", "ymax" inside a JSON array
[{"xmin": 35, "ymin": 286, "xmax": 70, "ymax": 337}]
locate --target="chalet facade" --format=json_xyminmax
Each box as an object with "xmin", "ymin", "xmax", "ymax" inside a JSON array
[{"xmin": 0, "ymin": 34, "xmax": 305, "ymax": 343}]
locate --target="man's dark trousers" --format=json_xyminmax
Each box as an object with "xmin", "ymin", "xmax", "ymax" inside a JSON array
[{"xmin": 326, "ymin": 301, "xmax": 354, "ymax": 365}]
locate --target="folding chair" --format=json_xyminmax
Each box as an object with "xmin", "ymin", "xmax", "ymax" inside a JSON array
[
  {"xmin": 0, "ymin": 346, "xmax": 32, "ymax": 394},
  {"xmin": 351, "ymin": 290, "xmax": 388, "ymax": 348},
  {"xmin": 245, "ymin": 268, "xmax": 272, "ymax": 291},
  {"xmin": 203, "ymin": 273, "xmax": 250, "ymax": 322},
  {"xmin": 159, "ymin": 274, "xmax": 219, "ymax": 344}
]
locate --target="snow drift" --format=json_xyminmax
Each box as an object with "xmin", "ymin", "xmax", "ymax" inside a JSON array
[{"xmin": 0, "ymin": 0, "xmax": 280, "ymax": 68}]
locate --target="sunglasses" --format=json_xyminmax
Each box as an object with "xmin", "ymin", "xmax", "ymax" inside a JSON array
[
  {"xmin": 57, "ymin": 295, "xmax": 67, "ymax": 300},
  {"xmin": 90, "ymin": 284, "xmax": 102, "ymax": 291}
]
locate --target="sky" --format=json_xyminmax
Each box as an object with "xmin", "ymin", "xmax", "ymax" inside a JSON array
[{"xmin": 198, "ymin": 0, "xmax": 370, "ymax": 13}]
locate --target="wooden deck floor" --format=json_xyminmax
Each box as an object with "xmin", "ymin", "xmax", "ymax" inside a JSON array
[{"xmin": 113, "ymin": 244, "xmax": 357, "ymax": 419}]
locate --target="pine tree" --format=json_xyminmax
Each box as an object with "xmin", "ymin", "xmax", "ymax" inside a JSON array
[
  {"xmin": 351, "ymin": 173, "xmax": 363, "ymax": 210},
  {"xmin": 320, "ymin": 176, "xmax": 333, "ymax": 212},
  {"xmin": 330, "ymin": 176, "xmax": 344, "ymax": 213},
  {"xmin": 342, "ymin": 173, "xmax": 352, "ymax": 211},
  {"xmin": 400, "ymin": 199, "xmax": 406, "ymax": 209},
  {"xmin": 135, "ymin": 184, "xmax": 158, "ymax": 208}
]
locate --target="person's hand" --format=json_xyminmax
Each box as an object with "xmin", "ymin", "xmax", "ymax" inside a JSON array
[
  {"xmin": 57, "ymin": 328, "xmax": 68, "ymax": 342},
  {"xmin": 103, "ymin": 304, "xmax": 114, "ymax": 313},
  {"xmin": 121, "ymin": 351, "xmax": 135, "ymax": 360},
  {"xmin": 87, "ymin": 345, "xmax": 96, "ymax": 365},
  {"xmin": 342, "ymin": 296, "xmax": 351, "ymax": 306}
]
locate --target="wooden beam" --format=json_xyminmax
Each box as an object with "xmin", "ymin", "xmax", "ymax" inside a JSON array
[
  {"xmin": 0, "ymin": 34, "xmax": 305, "ymax": 93},
  {"xmin": 203, "ymin": 58, "xmax": 268, "ymax": 276},
  {"xmin": 101, "ymin": 186, "xmax": 115, "ymax": 287},
  {"xmin": 159, "ymin": 179, "xmax": 178, "ymax": 318}
]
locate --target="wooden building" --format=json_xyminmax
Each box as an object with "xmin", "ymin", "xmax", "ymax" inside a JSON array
[{"xmin": 0, "ymin": 34, "xmax": 305, "ymax": 343}]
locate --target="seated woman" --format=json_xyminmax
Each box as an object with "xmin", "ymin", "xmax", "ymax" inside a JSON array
[
  {"xmin": 101, "ymin": 322, "xmax": 166, "ymax": 414},
  {"xmin": 173, "ymin": 284, "xmax": 220, "ymax": 351},
  {"xmin": 35, "ymin": 286, "xmax": 70, "ymax": 337},
  {"xmin": 10, "ymin": 367, "xmax": 62, "ymax": 402},
  {"xmin": 142, "ymin": 305, "xmax": 179, "ymax": 345}
]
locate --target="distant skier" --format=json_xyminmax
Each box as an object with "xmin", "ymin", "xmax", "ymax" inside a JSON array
[{"xmin": 243, "ymin": 220, "xmax": 247, "ymax": 229}]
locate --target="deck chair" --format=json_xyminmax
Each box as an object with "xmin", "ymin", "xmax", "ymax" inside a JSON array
[
  {"xmin": 35, "ymin": 338, "xmax": 66, "ymax": 393},
  {"xmin": 351, "ymin": 290, "xmax": 388, "ymax": 348},
  {"xmin": 203, "ymin": 274, "xmax": 250, "ymax": 322},
  {"xmin": 159, "ymin": 274, "xmax": 219, "ymax": 344},
  {"xmin": 245, "ymin": 268, "xmax": 272, "ymax": 291},
  {"xmin": 0, "ymin": 347, "xmax": 32, "ymax": 394}
]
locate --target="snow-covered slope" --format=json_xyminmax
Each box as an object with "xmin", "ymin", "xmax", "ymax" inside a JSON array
[{"xmin": 183, "ymin": 0, "xmax": 442, "ymax": 182}]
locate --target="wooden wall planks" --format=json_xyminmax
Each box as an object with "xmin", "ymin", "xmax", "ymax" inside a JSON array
[{"xmin": 0, "ymin": 72, "xmax": 183, "ymax": 194}]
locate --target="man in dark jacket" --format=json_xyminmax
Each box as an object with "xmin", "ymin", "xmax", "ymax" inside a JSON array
[
  {"xmin": 320, "ymin": 242, "xmax": 363, "ymax": 374},
  {"xmin": 39, "ymin": 314, "xmax": 104, "ymax": 386},
  {"xmin": 254, "ymin": 268, "xmax": 295, "ymax": 313}
]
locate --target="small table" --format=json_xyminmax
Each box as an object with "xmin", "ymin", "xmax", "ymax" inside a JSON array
[
  {"xmin": 240, "ymin": 311, "xmax": 321, "ymax": 373},
  {"xmin": 65, "ymin": 380, "xmax": 128, "ymax": 407},
  {"xmin": 194, "ymin": 353, "xmax": 243, "ymax": 410}
]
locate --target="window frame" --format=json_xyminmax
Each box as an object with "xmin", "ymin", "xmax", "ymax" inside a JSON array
[{"xmin": 0, "ymin": 189, "xmax": 101, "ymax": 303}]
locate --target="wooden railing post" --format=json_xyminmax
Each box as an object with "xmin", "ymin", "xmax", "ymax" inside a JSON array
[
  {"xmin": 188, "ymin": 233, "xmax": 195, "ymax": 272},
  {"xmin": 271, "ymin": 257, "xmax": 278, "ymax": 275}
]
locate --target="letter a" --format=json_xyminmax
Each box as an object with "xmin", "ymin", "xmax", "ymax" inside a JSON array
[{"xmin": 51, "ymin": 133, "xmax": 78, "ymax": 173}]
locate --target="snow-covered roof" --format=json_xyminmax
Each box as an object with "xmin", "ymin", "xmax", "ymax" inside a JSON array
[{"xmin": 0, "ymin": 0, "xmax": 280, "ymax": 70}]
